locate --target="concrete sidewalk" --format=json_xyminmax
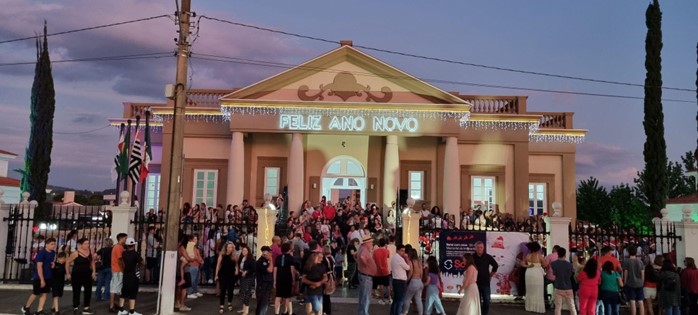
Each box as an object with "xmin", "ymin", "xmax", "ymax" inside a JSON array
[{"xmin": 1, "ymin": 285, "xmax": 634, "ymax": 315}]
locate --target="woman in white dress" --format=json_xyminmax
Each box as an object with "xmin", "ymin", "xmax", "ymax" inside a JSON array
[
  {"xmin": 457, "ymin": 253, "xmax": 481, "ymax": 315},
  {"xmin": 524, "ymin": 242, "xmax": 547, "ymax": 313}
]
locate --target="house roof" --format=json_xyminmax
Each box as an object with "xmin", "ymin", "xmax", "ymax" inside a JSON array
[
  {"xmin": 0, "ymin": 177, "xmax": 20, "ymax": 187},
  {"xmin": 667, "ymin": 193, "xmax": 698, "ymax": 204},
  {"xmin": 0, "ymin": 150, "xmax": 18, "ymax": 157}
]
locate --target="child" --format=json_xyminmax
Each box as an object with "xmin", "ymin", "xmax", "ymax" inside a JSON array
[
  {"xmin": 117, "ymin": 238, "xmax": 143, "ymax": 315},
  {"xmin": 22, "ymin": 238, "xmax": 56, "ymax": 315},
  {"xmin": 51, "ymin": 252, "xmax": 67, "ymax": 315}
]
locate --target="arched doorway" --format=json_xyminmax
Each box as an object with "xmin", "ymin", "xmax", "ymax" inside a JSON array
[{"xmin": 321, "ymin": 155, "xmax": 366, "ymax": 206}]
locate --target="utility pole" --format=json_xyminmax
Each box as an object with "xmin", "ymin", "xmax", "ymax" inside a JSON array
[{"xmin": 159, "ymin": 0, "xmax": 190, "ymax": 314}]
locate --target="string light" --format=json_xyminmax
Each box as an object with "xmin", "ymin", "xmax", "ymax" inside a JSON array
[
  {"xmin": 529, "ymin": 133, "xmax": 586, "ymax": 144},
  {"xmin": 461, "ymin": 120, "xmax": 540, "ymax": 133},
  {"xmin": 220, "ymin": 105, "xmax": 470, "ymax": 122}
]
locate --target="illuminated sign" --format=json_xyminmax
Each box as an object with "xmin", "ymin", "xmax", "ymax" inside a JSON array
[{"xmin": 279, "ymin": 114, "xmax": 419, "ymax": 133}]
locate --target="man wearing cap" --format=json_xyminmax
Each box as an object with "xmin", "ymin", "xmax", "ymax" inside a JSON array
[
  {"xmin": 356, "ymin": 234, "xmax": 376, "ymax": 315},
  {"xmin": 255, "ymin": 246, "xmax": 274, "ymax": 315},
  {"xmin": 117, "ymin": 238, "xmax": 143, "ymax": 315}
]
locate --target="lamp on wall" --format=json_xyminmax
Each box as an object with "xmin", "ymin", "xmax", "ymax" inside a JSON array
[
  {"xmin": 312, "ymin": 183, "xmax": 317, "ymax": 189},
  {"xmin": 369, "ymin": 184, "xmax": 374, "ymax": 190}
]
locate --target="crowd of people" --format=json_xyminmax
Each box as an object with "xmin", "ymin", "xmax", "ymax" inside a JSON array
[{"xmin": 18, "ymin": 195, "xmax": 698, "ymax": 315}]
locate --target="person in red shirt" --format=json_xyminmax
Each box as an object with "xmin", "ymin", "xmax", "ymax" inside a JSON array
[
  {"xmin": 680, "ymin": 257, "xmax": 698, "ymax": 315},
  {"xmin": 323, "ymin": 204, "xmax": 336, "ymax": 222},
  {"xmin": 372, "ymin": 238, "xmax": 391, "ymax": 305},
  {"xmin": 596, "ymin": 246, "xmax": 622, "ymax": 273}
]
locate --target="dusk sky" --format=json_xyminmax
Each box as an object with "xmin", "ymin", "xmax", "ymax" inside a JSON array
[{"xmin": 1, "ymin": 0, "xmax": 697, "ymax": 191}]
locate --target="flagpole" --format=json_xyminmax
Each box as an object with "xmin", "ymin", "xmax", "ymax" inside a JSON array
[
  {"xmin": 115, "ymin": 123, "xmax": 125, "ymax": 203},
  {"xmin": 130, "ymin": 115, "xmax": 141, "ymax": 207},
  {"xmin": 139, "ymin": 110, "xmax": 150, "ymax": 215}
]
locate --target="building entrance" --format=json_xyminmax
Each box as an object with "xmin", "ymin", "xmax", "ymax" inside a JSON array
[{"xmin": 321, "ymin": 155, "xmax": 366, "ymax": 206}]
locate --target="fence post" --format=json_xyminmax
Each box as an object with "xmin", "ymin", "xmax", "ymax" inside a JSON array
[
  {"xmin": 675, "ymin": 206, "xmax": 698, "ymax": 268},
  {"xmin": 548, "ymin": 201, "xmax": 571, "ymax": 252},
  {"xmin": 111, "ymin": 191, "xmax": 137, "ymax": 238},
  {"xmin": 401, "ymin": 198, "xmax": 420, "ymax": 248},
  {"xmin": 0, "ymin": 189, "xmax": 9, "ymax": 282},
  {"xmin": 256, "ymin": 194, "xmax": 278, "ymax": 258}
]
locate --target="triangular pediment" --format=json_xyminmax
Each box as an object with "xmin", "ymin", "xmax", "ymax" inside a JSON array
[{"xmin": 221, "ymin": 45, "xmax": 467, "ymax": 105}]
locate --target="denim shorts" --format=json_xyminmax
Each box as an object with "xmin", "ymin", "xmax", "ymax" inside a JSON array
[{"xmin": 306, "ymin": 294, "xmax": 323, "ymax": 312}]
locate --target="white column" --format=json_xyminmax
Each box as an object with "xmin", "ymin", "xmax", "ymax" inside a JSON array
[
  {"xmin": 548, "ymin": 202, "xmax": 571, "ymax": 253},
  {"xmin": 0, "ymin": 189, "xmax": 10, "ymax": 279},
  {"xmin": 383, "ymin": 135, "xmax": 399, "ymax": 212},
  {"xmin": 288, "ymin": 133, "xmax": 304, "ymax": 215},
  {"xmin": 443, "ymin": 136, "xmax": 461, "ymax": 216},
  {"xmin": 675, "ymin": 206, "xmax": 698, "ymax": 267},
  {"xmin": 111, "ymin": 191, "xmax": 137, "ymax": 237},
  {"xmin": 227, "ymin": 132, "xmax": 245, "ymax": 207}
]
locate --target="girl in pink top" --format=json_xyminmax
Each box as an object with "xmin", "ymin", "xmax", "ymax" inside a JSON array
[{"xmin": 577, "ymin": 259, "xmax": 600, "ymax": 315}]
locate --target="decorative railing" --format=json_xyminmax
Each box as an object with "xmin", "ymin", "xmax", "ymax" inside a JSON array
[
  {"xmin": 457, "ymin": 95, "xmax": 520, "ymax": 114},
  {"xmin": 529, "ymin": 112, "xmax": 573, "ymax": 129},
  {"xmin": 124, "ymin": 103, "xmax": 166, "ymax": 118},
  {"xmin": 186, "ymin": 89, "xmax": 235, "ymax": 107}
]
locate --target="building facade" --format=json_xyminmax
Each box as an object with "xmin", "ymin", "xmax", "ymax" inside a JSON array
[{"xmin": 110, "ymin": 43, "xmax": 586, "ymax": 220}]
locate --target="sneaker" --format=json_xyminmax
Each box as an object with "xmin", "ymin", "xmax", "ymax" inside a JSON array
[
  {"xmin": 378, "ymin": 299, "xmax": 385, "ymax": 305},
  {"xmin": 195, "ymin": 292, "xmax": 204, "ymax": 297},
  {"xmin": 82, "ymin": 307, "xmax": 94, "ymax": 315},
  {"xmin": 118, "ymin": 310, "xmax": 128, "ymax": 315},
  {"xmin": 21, "ymin": 306, "xmax": 30, "ymax": 315},
  {"xmin": 72, "ymin": 308, "xmax": 79, "ymax": 315},
  {"xmin": 186, "ymin": 294, "xmax": 198, "ymax": 299},
  {"xmin": 179, "ymin": 306, "xmax": 191, "ymax": 312},
  {"xmin": 129, "ymin": 311, "xmax": 142, "ymax": 315}
]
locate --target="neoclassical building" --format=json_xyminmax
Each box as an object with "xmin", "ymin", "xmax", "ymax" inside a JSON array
[{"xmin": 110, "ymin": 42, "xmax": 586, "ymax": 219}]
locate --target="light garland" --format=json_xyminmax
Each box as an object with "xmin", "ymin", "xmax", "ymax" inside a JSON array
[
  {"xmin": 153, "ymin": 113, "xmax": 229, "ymax": 123},
  {"xmin": 220, "ymin": 105, "xmax": 470, "ymax": 122},
  {"xmin": 529, "ymin": 133, "xmax": 586, "ymax": 144},
  {"xmin": 109, "ymin": 122, "xmax": 163, "ymax": 133},
  {"xmin": 461, "ymin": 120, "xmax": 540, "ymax": 133}
]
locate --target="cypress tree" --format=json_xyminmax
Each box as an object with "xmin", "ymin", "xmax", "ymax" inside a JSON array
[
  {"xmin": 642, "ymin": 0, "xmax": 667, "ymax": 217},
  {"xmin": 22, "ymin": 22, "xmax": 56, "ymax": 205}
]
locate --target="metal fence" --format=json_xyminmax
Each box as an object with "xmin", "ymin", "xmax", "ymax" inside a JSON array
[
  {"xmin": 569, "ymin": 221, "xmax": 681, "ymax": 264},
  {"xmin": 130, "ymin": 211, "xmax": 258, "ymax": 286},
  {"xmin": 1, "ymin": 204, "xmax": 111, "ymax": 282}
]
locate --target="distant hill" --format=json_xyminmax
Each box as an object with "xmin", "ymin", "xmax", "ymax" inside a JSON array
[{"xmin": 47, "ymin": 185, "xmax": 115, "ymax": 196}]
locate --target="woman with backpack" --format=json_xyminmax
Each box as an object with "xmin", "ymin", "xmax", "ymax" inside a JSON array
[{"xmin": 658, "ymin": 259, "xmax": 682, "ymax": 315}]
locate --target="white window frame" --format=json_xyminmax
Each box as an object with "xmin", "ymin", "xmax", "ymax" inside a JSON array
[
  {"xmin": 471, "ymin": 176, "xmax": 496, "ymax": 210},
  {"xmin": 264, "ymin": 167, "xmax": 281, "ymax": 197},
  {"xmin": 408, "ymin": 171, "xmax": 424, "ymax": 200},
  {"xmin": 529, "ymin": 183, "xmax": 547, "ymax": 216},
  {"xmin": 145, "ymin": 173, "xmax": 161, "ymax": 213},
  {"xmin": 193, "ymin": 169, "xmax": 218, "ymax": 206}
]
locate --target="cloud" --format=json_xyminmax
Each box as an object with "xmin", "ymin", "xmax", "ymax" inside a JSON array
[
  {"xmin": 576, "ymin": 141, "xmax": 642, "ymax": 187},
  {"xmin": 0, "ymin": 0, "xmax": 310, "ymax": 98},
  {"xmin": 71, "ymin": 113, "xmax": 102, "ymax": 124}
]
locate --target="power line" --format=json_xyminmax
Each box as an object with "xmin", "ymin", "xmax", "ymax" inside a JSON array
[
  {"xmin": 54, "ymin": 124, "xmax": 111, "ymax": 135},
  {"xmin": 190, "ymin": 53, "xmax": 695, "ymax": 104},
  {"xmin": 199, "ymin": 15, "xmax": 696, "ymax": 93},
  {"xmin": 0, "ymin": 52, "xmax": 174, "ymax": 67},
  {"xmin": 0, "ymin": 15, "xmax": 174, "ymax": 45}
]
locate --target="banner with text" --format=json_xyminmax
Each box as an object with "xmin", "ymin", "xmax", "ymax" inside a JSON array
[{"xmin": 438, "ymin": 230, "xmax": 530, "ymax": 295}]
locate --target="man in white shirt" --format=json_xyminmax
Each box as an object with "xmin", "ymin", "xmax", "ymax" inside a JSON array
[{"xmin": 390, "ymin": 245, "xmax": 410, "ymax": 315}]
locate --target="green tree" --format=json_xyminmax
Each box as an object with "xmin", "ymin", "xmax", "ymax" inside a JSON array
[
  {"xmin": 576, "ymin": 177, "xmax": 612, "ymax": 226},
  {"xmin": 635, "ymin": 151, "xmax": 697, "ymax": 206},
  {"xmin": 641, "ymin": 0, "xmax": 668, "ymax": 217},
  {"xmin": 22, "ymin": 23, "xmax": 55, "ymax": 208},
  {"xmin": 609, "ymin": 184, "xmax": 650, "ymax": 229}
]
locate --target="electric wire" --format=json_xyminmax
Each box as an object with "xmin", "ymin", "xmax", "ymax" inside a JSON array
[
  {"xmin": 0, "ymin": 52, "xmax": 175, "ymax": 67},
  {"xmin": 190, "ymin": 53, "xmax": 695, "ymax": 104},
  {"xmin": 54, "ymin": 124, "xmax": 111, "ymax": 135},
  {"xmin": 198, "ymin": 15, "xmax": 696, "ymax": 93},
  {"xmin": 0, "ymin": 15, "xmax": 174, "ymax": 45}
]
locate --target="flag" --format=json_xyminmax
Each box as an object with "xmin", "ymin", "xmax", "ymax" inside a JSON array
[
  {"xmin": 118, "ymin": 123, "xmax": 131, "ymax": 178},
  {"xmin": 112, "ymin": 124, "xmax": 125, "ymax": 181},
  {"xmin": 129, "ymin": 128, "xmax": 142, "ymax": 184},
  {"xmin": 139, "ymin": 115, "xmax": 152, "ymax": 183}
]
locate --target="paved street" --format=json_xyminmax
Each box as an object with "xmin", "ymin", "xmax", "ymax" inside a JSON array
[{"xmin": 1, "ymin": 285, "xmax": 639, "ymax": 315}]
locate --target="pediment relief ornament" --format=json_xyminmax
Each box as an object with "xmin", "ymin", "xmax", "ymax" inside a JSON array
[{"xmin": 297, "ymin": 71, "xmax": 393, "ymax": 102}]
